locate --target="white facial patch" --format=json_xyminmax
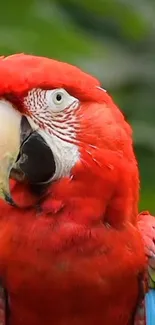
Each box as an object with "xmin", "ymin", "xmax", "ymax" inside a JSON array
[
  {"xmin": 24, "ymin": 88, "xmax": 79, "ymax": 141},
  {"xmin": 24, "ymin": 88, "xmax": 79, "ymax": 114},
  {"xmin": 38, "ymin": 128, "xmax": 79, "ymax": 182},
  {"xmin": 24, "ymin": 88, "xmax": 80, "ymax": 182}
]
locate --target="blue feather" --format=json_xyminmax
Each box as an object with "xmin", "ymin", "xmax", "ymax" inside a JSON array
[{"xmin": 145, "ymin": 289, "xmax": 155, "ymax": 325}]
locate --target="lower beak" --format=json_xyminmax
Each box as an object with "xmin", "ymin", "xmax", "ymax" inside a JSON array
[{"xmin": 0, "ymin": 100, "xmax": 56, "ymax": 205}]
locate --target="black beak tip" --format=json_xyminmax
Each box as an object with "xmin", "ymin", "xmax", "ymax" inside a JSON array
[{"xmin": 4, "ymin": 193, "xmax": 16, "ymax": 207}]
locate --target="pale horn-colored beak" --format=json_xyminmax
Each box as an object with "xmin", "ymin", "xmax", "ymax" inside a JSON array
[{"xmin": 0, "ymin": 99, "xmax": 21, "ymax": 204}]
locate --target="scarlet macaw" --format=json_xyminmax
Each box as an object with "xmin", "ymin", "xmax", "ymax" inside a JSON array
[{"xmin": 0, "ymin": 54, "xmax": 153, "ymax": 325}]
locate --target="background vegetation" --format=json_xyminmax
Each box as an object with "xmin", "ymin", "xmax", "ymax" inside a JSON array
[{"xmin": 1, "ymin": 0, "xmax": 155, "ymax": 212}]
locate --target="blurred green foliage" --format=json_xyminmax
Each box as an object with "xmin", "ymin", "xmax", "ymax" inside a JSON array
[{"xmin": 0, "ymin": 0, "xmax": 155, "ymax": 212}]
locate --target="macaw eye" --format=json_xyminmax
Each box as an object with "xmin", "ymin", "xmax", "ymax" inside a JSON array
[
  {"xmin": 53, "ymin": 91, "xmax": 64, "ymax": 105},
  {"xmin": 48, "ymin": 88, "xmax": 78, "ymax": 113}
]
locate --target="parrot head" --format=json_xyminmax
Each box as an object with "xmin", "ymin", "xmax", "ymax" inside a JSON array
[{"xmin": 0, "ymin": 54, "xmax": 139, "ymax": 226}]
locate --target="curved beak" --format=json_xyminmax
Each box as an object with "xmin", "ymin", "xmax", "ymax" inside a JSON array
[
  {"xmin": 0, "ymin": 100, "xmax": 21, "ymax": 204},
  {"xmin": 0, "ymin": 99, "xmax": 56, "ymax": 205}
]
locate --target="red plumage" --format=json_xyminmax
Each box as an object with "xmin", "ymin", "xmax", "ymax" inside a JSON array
[{"xmin": 0, "ymin": 54, "xmax": 146, "ymax": 325}]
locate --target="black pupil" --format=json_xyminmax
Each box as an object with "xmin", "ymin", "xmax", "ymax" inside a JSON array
[{"xmin": 56, "ymin": 93, "xmax": 62, "ymax": 101}]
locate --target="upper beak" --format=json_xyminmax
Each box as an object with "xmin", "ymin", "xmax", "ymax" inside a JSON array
[
  {"xmin": 0, "ymin": 99, "xmax": 56, "ymax": 205},
  {"xmin": 0, "ymin": 99, "xmax": 21, "ymax": 204}
]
